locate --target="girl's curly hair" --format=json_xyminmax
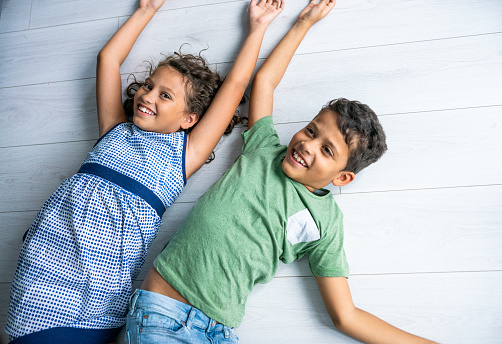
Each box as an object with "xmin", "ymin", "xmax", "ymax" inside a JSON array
[{"xmin": 123, "ymin": 51, "xmax": 246, "ymax": 163}]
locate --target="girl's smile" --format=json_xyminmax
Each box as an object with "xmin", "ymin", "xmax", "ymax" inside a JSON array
[{"xmin": 137, "ymin": 105, "xmax": 156, "ymax": 117}]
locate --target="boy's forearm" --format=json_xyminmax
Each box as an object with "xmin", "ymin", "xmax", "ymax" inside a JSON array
[
  {"xmin": 337, "ymin": 308, "xmax": 438, "ymax": 344},
  {"xmin": 254, "ymin": 20, "xmax": 312, "ymax": 89}
]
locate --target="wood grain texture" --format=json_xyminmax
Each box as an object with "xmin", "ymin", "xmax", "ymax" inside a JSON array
[
  {"xmin": 237, "ymin": 271, "xmax": 502, "ymax": 343},
  {"xmin": 29, "ymin": 0, "xmax": 240, "ymax": 29},
  {"xmin": 0, "ymin": 0, "xmax": 31, "ymax": 33},
  {"xmin": 272, "ymin": 33, "xmax": 502, "ymax": 122},
  {"xmin": 0, "ymin": 78, "xmax": 99, "ymax": 147},
  {"xmin": 0, "ymin": 18, "xmax": 118, "ymax": 88}
]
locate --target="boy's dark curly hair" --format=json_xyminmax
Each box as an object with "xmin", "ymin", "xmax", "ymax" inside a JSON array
[
  {"xmin": 321, "ymin": 98, "xmax": 387, "ymax": 174},
  {"xmin": 123, "ymin": 51, "xmax": 246, "ymax": 162}
]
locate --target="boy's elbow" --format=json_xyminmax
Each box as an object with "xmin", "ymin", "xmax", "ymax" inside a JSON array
[{"xmin": 329, "ymin": 307, "xmax": 358, "ymax": 334}]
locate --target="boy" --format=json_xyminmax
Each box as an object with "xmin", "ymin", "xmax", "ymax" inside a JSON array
[{"xmin": 127, "ymin": 1, "xmax": 437, "ymax": 343}]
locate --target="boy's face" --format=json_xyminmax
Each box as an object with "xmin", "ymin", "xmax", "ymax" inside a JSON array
[{"xmin": 282, "ymin": 110, "xmax": 355, "ymax": 192}]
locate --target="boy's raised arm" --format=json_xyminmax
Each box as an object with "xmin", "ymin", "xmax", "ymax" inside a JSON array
[
  {"xmin": 96, "ymin": 0, "xmax": 165, "ymax": 137},
  {"xmin": 185, "ymin": 0, "xmax": 283, "ymax": 178},
  {"xmin": 315, "ymin": 276, "xmax": 438, "ymax": 344},
  {"xmin": 248, "ymin": 0, "xmax": 336, "ymax": 129}
]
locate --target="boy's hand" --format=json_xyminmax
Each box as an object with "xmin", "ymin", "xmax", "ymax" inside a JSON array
[
  {"xmin": 139, "ymin": 0, "xmax": 166, "ymax": 12},
  {"xmin": 249, "ymin": 0, "xmax": 285, "ymax": 29},
  {"xmin": 298, "ymin": 0, "xmax": 336, "ymax": 27}
]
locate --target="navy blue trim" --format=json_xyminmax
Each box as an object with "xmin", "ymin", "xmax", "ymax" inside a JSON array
[
  {"xmin": 9, "ymin": 326, "xmax": 122, "ymax": 344},
  {"xmin": 78, "ymin": 163, "xmax": 165, "ymax": 218},
  {"xmin": 182, "ymin": 132, "xmax": 187, "ymax": 185},
  {"xmin": 94, "ymin": 122, "xmax": 124, "ymax": 148}
]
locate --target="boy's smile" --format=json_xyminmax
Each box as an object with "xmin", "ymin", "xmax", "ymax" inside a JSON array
[{"xmin": 282, "ymin": 110, "xmax": 355, "ymax": 192}]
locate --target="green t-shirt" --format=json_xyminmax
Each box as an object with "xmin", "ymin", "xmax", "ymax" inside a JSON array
[{"xmin": 154, "ymin": 116, "xmax": 349, "ymax": 327}]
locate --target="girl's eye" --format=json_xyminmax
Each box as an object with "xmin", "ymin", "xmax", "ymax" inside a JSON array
[
  {"xmin": 161, "ymin": 92, "xmax": 171, "ymax": 100},
  {"xmin": 306, "ymin": 127, "xmax": 314, "ymax": 135},
  {"xmin": 324, "ymin": 146, "xmax": 333, "ymax": 157},
  {"xmin": 142, "ymin": 83, "xmax": 152, "ymax": 91}
]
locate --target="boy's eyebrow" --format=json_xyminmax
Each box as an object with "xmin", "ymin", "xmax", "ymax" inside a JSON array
[{"xmin": 311, "ymin": 121, "xmax": 339, "ymax": 158}]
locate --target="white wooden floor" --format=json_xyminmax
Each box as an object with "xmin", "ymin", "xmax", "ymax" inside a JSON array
[{"xmin": 1, "ymin": 0, "xmax": 502, "ymax": 343}]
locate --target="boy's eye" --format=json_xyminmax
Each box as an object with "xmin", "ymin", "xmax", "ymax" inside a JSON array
[{"xmin": 306, "ymin": 127, "xmax": 314, "ymax": 135}]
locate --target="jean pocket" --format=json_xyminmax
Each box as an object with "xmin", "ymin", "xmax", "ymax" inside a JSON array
[{"xmin": 141, "ymin": 311, "xmax": 187, "ymax": 335}]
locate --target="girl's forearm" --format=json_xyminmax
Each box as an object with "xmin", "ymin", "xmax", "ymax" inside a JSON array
[
  {"xmin": 98, "ymin": 7, "xmax": 157, "ymax": 66},
  {"xmin": 224, "ymin": 25, "xmax": 268, "ymax": 91},
  {"xmin": 254, "ymin": 20, "xmax": 312, "ymax": 90}
]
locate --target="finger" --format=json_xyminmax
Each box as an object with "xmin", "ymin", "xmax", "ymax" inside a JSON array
[
  {"xmin": 326, "ymin": 0, "xmax": 336, "ymax": 7},
  {"xmin": 325, "ymin": 0, "xmax": 336, "ymax": 12}
]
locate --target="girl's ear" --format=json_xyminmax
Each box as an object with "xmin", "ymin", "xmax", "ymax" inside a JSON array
[
  {"xmin": 332, "ymin": 171, "xmax": 355, "ymax": 187},
  {"xmin": 180, "ymin": 113, "xmax": 200, "ymax": 130}
]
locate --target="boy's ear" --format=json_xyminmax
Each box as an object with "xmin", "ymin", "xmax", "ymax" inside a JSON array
[
  {"xmin": 180, "ymin": 113, "xmax": 200, "ymax": 130},
  {"xmin": 332, "ymin": 171, "xmax": 355, "ymax": 187}
]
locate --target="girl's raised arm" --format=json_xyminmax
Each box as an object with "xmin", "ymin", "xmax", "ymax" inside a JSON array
[
  {"xmin": 96, "ymin": 0, "xmax": 165, "ymax": 138},
  {"xmin": 185, "ymin": 0, "xmax": 284, "ymax": 178}
]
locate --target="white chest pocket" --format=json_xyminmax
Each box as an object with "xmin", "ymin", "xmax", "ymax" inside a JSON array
[{"xmin": 286, "ymin": 208, "xmax": 320, "ymax": 245}]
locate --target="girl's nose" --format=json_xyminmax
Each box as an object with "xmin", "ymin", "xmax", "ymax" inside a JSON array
[{"xmin": 141, "ymin": 90, "xmax": 154, "ymax": 103}]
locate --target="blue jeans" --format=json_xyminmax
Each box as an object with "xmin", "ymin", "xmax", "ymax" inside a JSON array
[{"xmin": 125, "ymin": 289, "xmax": 238, "ymax": 344}]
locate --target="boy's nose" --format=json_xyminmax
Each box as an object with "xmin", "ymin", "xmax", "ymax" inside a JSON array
[{"xmin": 301, "ymin": 140, "xmax": 312, "ymax": 154}]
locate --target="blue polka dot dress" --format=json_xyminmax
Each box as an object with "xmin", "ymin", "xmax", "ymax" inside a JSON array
[{"xmin": 6, "ymin": 123, "xmax": 187, "ymax": 340}]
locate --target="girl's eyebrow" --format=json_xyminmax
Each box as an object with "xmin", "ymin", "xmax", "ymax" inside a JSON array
[{"xmin": 144, "ymin": 77, "xmax": 176, "ymax": 99}]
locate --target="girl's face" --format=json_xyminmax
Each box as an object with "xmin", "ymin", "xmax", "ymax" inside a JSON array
[{"xmin": 133, "ymin": 66, "xmax": 198, "ymax": 134}]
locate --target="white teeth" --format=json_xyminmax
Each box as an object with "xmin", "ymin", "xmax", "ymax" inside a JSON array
[
  {"xmin": 138, "ymin": 105, "xmax": 155, "ymax": 116},
  {"xmin": 293, "ymin": 151, "xmax": 307, "ymax": 167}
]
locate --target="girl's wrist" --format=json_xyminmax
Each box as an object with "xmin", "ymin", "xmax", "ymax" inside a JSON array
[
  {"xmin": 137, "ymin": 6, "xmax": 159, "ymax": 18},
  {"xmin": 247, "ymin": 22, "xmax": 269, "ymax": 35}
]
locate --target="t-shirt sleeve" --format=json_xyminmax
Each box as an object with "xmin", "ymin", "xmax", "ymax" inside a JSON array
[
  {"xmin": 241, "ymin": 116, "xmax": 281, "ymax": 154},
  {"xmin": 307, "ymin": 214, "xmax": 349, "ymax": 277}
]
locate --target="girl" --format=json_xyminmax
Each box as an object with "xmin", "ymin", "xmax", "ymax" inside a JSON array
[{"xmin": 6, "ymin": 0, "xmax": 284, "ymax": 343}]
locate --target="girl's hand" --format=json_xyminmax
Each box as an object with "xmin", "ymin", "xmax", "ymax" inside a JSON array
[
  {"xmin": 248, "ymin": 0, "xmax": 285, "ymax": 29},
  {"xmin": 298, "ymin": 0, "xmax": 336, "ymax": 27},
  {"xmin": 139, "ymin": 0, "xmax": 166, "ymax": 12}
]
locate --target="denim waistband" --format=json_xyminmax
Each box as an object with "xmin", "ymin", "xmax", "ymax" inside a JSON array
[{"xmin": 129, "ymin": 289, "xmax": 233, "ymax": 332}]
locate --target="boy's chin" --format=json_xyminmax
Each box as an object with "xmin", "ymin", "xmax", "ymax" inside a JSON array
[{"xmin": 281, "ymin": 164, "xmax": 319, "ymax": 192}]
